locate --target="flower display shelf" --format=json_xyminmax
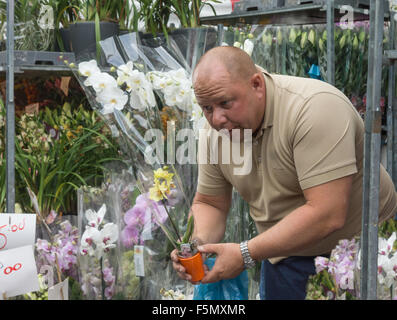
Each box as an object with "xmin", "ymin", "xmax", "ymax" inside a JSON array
[
  {"xmin": 201, "ymin": 0, "xmax": 377, "ymax": 26},
  {"xmin": 0, "ymin": 51, "xmax": 75, "ymax": 75}
]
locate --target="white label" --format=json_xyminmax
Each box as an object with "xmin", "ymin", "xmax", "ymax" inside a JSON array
[
  {"xmin": 0, "ymin": 245, "xmax": 40, "ymax": 298},
  {"xmin": 134, "ymin": 245, "xmax": 145, "ymax": 277},
  {"xmin": 48, "ymin": 278, "xmax": 69, "ymax": 300},
  {"xmin": 141, "ymin": 208, "xmax": 152, "ymax": 241},
  {"xmin": 0, "ymin": 214, "xmax": 36, "ymax": 251}
]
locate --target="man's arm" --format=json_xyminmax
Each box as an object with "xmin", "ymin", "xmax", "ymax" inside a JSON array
[
  {"xmin": 190, "ymin": 191, "xmax": 232, "ymax": 245},
  {"xmin": 248, "ymin": 174, "xmax": 353, "ymax": 261},
  {"xmin": 198, "ymin": 175, "xmax": 353, "ymax": 283},
  {"xmin": 170, "ymin": 190, "xmax": 232, "ymax": 282}
]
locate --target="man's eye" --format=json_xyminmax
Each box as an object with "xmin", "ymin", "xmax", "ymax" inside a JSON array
[{"xmin": 203, "ymin": 106, "xmax": 213, "ymax": 113}]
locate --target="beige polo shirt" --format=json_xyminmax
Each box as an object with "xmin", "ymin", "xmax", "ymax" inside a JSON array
[{"xmin": 197, "ymin": 68, "xmax": 397, "ymax": 262}]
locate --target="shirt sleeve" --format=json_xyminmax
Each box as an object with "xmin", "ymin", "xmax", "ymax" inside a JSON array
[
  {"xmin": 292, "ymin": 92, "xmax": 359, "ymax": 190},
  {"xmin": 196, "ymin": 128, "xmax": 233, "ymax": 196}
]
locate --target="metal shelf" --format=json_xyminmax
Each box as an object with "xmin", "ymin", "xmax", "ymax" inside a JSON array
[
  {"xmin": 201, "ymin": 1, "xmax": 377, "ymax": 26},
  {"xmin": 0, "ymin": 50, "xmax": 75, "ymax": 76}
]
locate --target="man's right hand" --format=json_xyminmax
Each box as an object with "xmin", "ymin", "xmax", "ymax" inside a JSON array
[{"xmin": 170, "ymin": 248, "xmax": 209, "ymax": 284}]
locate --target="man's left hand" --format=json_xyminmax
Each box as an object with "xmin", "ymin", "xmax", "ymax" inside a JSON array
[{"xmin": 197, "ymin": 242, "xmax": 245, "ymax": 283}]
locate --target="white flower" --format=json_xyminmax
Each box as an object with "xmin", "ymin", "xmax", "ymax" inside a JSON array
[
  {"xmin": 117, "ymin": 66, "xmax": 155, "ymax": 110},
  {"xmin": 96, "ymin": 87, "xmax": 128, "ymax": 114},
  {"xmin": 85, "ymin": 204, "xmax": 106, "ymax": 228},
  {"xmin": 117, "ymin": 61, "xmax": 135, "ymax": 80},
  {"xmin": 379, "ymin": 232, "xmax": 396, "ymax": 256},
  {"xmin": 233, "ymin": 41, "xmax": 241, "ymax": 48},
  {"xmin": 86, "ymin": 72, "xmax": 118, "ymax": 93},
  {"xmin": 98, "ymin": 223, "xmax": 119, "ymax": 253},
  {"xmin": 191, "ymin": 102, "xmax": 206, "ymax": 139},
  {"xmin": 80, "ymin": 226, "xmax": 101, "ymax": 256},
  {"xmin": 79, "ymin": 59, "xmax": 101, "ymax": 78},
  {"xmin": 243, "ymin": 39, "xmax": 254, "ymax": 56}
]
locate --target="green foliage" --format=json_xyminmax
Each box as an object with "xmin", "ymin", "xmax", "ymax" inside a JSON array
[{"xmin": 0, "ymin": 100, "xmax": 123, "ymax": 215}]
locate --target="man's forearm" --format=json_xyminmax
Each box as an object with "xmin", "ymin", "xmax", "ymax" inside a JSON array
[
  {"xmin": 190, "ymin": 202, "xmax": 227, "ymax": 245},
  {"xmin": 249, "ymin": 205, "xmax": 335, "ymax": 261}
]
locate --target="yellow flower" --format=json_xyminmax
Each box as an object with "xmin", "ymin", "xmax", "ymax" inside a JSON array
[
  {"xmin": 149, "ymin": 180, "xmax": 170, "ymax": 201},
  {"xmin": 154, "ymin": 167, "xmax": 174, "ymax": 185}
]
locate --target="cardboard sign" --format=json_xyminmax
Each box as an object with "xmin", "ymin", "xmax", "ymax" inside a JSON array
[
  {"xmin": 60, "ymin": 77, "xmax": 71, "ymax": 96},
  {"xmin": 48, "ymin": 278, "xmax": 68, "ymax": 300},
  {"xmin": 25, "ymin": 103, "xmax": 40, "ymax": 115},
  {"xmin": 0, "ymin": 214, "xmax": 36, "ymax": 251},
  {"xmin": 0, "ymin": 245, "xmax": 40, "ymax": 298}
]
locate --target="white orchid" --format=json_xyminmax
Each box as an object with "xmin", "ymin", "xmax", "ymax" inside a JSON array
[
  {"xmin": 149, "ymin": 68, "xmax": 194, "ymax": 112},
  {"xmin": 243, "ymin": 39, "xmax": 254, "ymax": 56},
  {"xmin": 85, "ymin": 204, "xmax": 107, "ymax": 228},
  {"xmin": 191, "ymin": 101, "xmax": 206, "ymax": 138},
  {"xmin": 98, "ymin": 223, "xmax": 119, "ymax": 253},
  {"xmin": 80, "ymin": 226, "xmax": 101, "ymax": 256},
  {"xmin": 379, "ymin": 232, "xmax": 396, "ymax": 256},
  {"xmin": 116, "ymin": 63, "xmax": 156, "ymax": 111},
  {"xmin": 377, "ymin": 232, "xmax": 397, "ymax": 288},
  {"xmin": 116, "ymin": 61, "xmax": 135, "ymax": 80},
  {"xmin": 80, "ymin": 204, "xmax": 119, "ymax": 260},
  {"xmin": 78, "ymin": 59, "xmax": 101, "ymax": 78},
  {"xmin": 86, "ymin": 72, "xmax": 118, "ymax": 93},
  {"xmin": 96, "ymin": 86, "xmax": 128, "ymax": 114}
]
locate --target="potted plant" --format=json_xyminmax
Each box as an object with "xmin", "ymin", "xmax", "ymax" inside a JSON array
[
  {"xmin": 53, "ymin": 0, "xmax": 131, "ymax": 59},
  {"xmin": 147, "ymin": 166, "xmax": 205, "ymax": 282}
]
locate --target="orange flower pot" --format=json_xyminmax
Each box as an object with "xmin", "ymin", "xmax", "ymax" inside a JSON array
[{"xmin": 178, "ymin": 252, "xmax": 205, "ymax": 282}]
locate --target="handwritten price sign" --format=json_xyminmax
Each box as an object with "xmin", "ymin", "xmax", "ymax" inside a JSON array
[
  {"xmin": 0, "ymin": 214, "xmax": 36, "ymax": 251},
  {"xmin": 0, "ymin": 245, "xmax": 39, "ymax": 298}
]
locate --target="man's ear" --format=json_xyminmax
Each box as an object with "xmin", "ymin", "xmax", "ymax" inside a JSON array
[{"xmin": 250, "ymin": 72, "xmax": 265, "ymax": 91}]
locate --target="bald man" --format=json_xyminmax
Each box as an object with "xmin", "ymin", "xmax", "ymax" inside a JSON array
[{"xmin": 170, "ymin": 46, "xmax": 397, "ymax": 299}]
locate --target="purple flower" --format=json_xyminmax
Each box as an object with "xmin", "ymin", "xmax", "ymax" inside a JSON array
[
  {"xmin": 124, "ymin": 204, "xmax": 146, "ymax": 227},
  {"xmin": 121, "ymin": 226, "xmax": 140, "ymax": 248},
  {"xmin": 314, "ymin": 256, "xmax": 329, "ymax": 273}
]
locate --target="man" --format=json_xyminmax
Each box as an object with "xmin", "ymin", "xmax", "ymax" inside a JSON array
[{"xmin": 170, "ymin": 46, "xmax": 397, "ymax": 299}]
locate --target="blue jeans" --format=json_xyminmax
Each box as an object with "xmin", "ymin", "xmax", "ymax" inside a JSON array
[{"xmin": 259, "ymin": 256, "xmax": 321, "ymax": 300}]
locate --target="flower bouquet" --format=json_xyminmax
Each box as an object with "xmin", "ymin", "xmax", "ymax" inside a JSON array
[
  {"xmin": 77, "ymin": 186, "xmax": 121, "ymax": 300},
  {"xmin": 67, "ymin": 29, "xmax": 219, "ymax": 297}
]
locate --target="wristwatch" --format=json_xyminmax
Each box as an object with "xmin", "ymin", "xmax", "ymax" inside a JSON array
[{"xmin": 240, "ymin": 240, "xmax": 256, "ymax": 269}]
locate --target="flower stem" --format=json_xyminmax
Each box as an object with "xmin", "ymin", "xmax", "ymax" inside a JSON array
[
  {"xmin": 100, "ymin": 257, "xmax": 105, "ymax": 300},
  {"xmin": 162, "ymin": 199, "xmax": 181, "ymax": 242}
]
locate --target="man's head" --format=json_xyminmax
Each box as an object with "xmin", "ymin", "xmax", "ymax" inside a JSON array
[{"xmin": 193, "ymin": 46, "xmax": 266, "ymax": 138}]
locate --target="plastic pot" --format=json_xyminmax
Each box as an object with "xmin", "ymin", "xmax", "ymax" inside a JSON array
[{"xmin": 178, "ymin": 252, "xmax": 205, "ymax": 282}]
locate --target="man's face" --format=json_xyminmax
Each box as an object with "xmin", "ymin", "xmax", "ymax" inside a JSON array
[{"xmin": 193, "ymin": 65, "xmax": 265, "ymax": 140}]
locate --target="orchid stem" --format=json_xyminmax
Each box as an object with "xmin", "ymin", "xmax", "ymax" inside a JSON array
[{"xmin": 161, "ymin": 199, "xmax": 181, "ymax": 242}]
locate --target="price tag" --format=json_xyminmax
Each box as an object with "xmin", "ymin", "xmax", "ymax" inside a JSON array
[
  {"xmin": 48, "ymin": 278, "xmax": 68, "ymax": 300},
  {"xmin": 0, "ymin": 214, "xmax": 36, "ymax": 251},
  {"xmin": 134, "ymin": 245, "xmax": 145, "ymax": 277},
  {"xmin": 0, "ymin": 245, "xmax": 40, "ymax": 298}
]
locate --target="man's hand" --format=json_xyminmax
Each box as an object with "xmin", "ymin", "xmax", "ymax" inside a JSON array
[
  {"xmin": 170, "ymin": 248, "xmax": 210, "ymax": 284},
  {"xmin": 197, "ymin": 243, "xmax": 245, "ymax": 283}
]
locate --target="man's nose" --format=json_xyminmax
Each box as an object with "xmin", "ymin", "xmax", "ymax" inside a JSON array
[{"xmin": 212, "ymin": 107, "xmax": 228, "ymax": 128}]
